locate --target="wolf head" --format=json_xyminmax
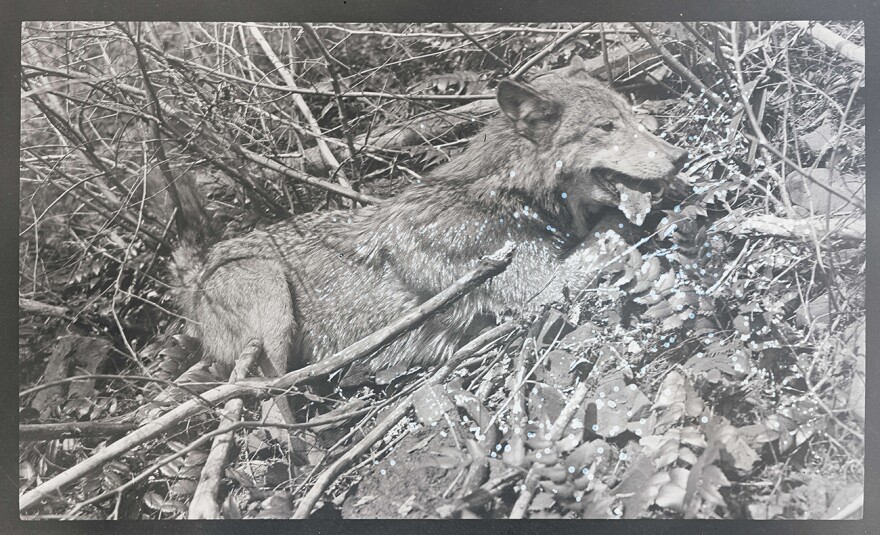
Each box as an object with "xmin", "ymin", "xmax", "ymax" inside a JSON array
[{"xmin": 496, "ymin": 57, "xmax": 688, "ymax": 226}]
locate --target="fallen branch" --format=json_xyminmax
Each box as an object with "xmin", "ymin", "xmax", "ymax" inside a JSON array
[
  {"xmin": 18, "ymin": 298, "xmax": 73, "ymax": 320},
  {"xmin": 20, "ymin": 421, "xmax": 138, "ymax": 441},
  {"xmin": 723, "ymin": 214, "xmax": 865, "ymax": 242},
  {"xmin": 292, "ymin": 320, "xmax": 521, "ymax": 518},
  {"xmin": 792, "ymin": 21, "xmax": 864, "ymax": 66},
  {"xmin": 20, "ymin": 242, "xmax": 516, "ymax": 512},
  {"xmin": 141, "ymin": 43, "xmax": 496, "ymax": 102},
  {"xmin": 20, "ymin": 382, "xmax": 242, "ymax": 513},
  {"xmin": 18, "ymin": 296, "xmax": 138, "ymax": 333},
  {"xmin": 232, "ymin": 145, "xmax": 381, "ymax": 205},
  {"xmin": 188, "ymin": 341, "xmax": 260, "ymax": 519},
  {"xmin": 450, "ymin": 23, "xmax": 512, "ymax": 69}
]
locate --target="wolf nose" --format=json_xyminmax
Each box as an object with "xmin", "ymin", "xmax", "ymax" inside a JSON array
[{"xmin": 669, "ymin": 148, "xmax": 689, "ymax": 172}]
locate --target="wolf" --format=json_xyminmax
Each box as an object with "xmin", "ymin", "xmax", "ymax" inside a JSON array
[{"xmin": 172, "ymin": 56, "xmax": 688, "ymax": 391}]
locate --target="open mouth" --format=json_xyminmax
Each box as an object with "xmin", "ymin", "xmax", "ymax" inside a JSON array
[{"xmin": 594, "ymin": 168, "xmax": 669, "ymax": 226}]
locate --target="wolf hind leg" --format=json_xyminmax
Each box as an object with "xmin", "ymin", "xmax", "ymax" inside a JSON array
[{"xmin": 194, "ymin": 258, "xmax": 300, "ymax": 429}]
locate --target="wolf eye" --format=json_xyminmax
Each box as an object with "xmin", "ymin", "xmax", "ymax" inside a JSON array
[{"xmin": 599, "ymin": 121, "xmax": 615, "ymax": 132}]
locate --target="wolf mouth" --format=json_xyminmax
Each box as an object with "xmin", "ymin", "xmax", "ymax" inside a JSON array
[{"xmin": 593, "ymin": 168, "xmax": 668, "ymax": 203}]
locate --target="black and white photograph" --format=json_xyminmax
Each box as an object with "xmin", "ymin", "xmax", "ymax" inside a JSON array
[{"xmin": 18, "ymin": 20, "xmax": 867, "ymax": 521}]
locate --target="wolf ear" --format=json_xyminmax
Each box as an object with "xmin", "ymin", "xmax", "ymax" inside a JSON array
[{"xmin": 496, "ymin": 79, "xmax": 562, "ymax": 143}]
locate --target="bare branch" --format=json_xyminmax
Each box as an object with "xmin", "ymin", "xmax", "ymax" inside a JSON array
[
  {"xmin": 188, "ymin": 342, "xmax": 260, "ymax": 519},
  {"xmin": 510, "ymin": 23, "xmax": 594, "ymax": 80},
  {"xmin": 792, "ymin": 21, "xmax": 864, "ymax": 65}
]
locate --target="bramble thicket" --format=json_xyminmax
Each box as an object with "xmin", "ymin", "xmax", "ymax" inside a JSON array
[{"xmin": 19, "ymin": 22, "xmax": 865, "ymax": 519}]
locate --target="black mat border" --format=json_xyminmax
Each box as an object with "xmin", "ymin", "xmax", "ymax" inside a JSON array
[{"xmin": 2, "ymin": 1, "xmax": 877, "ymax": 534}]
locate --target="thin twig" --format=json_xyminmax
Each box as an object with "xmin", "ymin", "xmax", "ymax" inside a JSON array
[
  {"xmin": 246, "ymin": 23, "xmax": 353, "ymax": 194},
  {"xmin": 449, "ymin": 23, "xmax": 512, "ymax": 69},
  {"xmin": 231, "ymin": 145, "xmax": 380, "ymax": 205},
  {"xmin": 115, "ymin": 22, "xmax": 193, "ymax": 240},
  {"xmin": 631, "ymin": 22, "xmax": 732, "ymax": 114},
  {"xmin": 308, "ymin": 24, "xmax": 635, "ymax": 40},
  {"xmin": 510, "ymin": 23, "xmax": 594, "ymax": 80},
  {"xmin": 19, "ymin": 421, "xmax": 139, "ymax": 441},
  {"xmin": 724, "ymin": 213, "xmax": 864, "ymax": 242},
  {"xmin": 301, "ymin": 23, "xmax": 364, "ymax": 185}
]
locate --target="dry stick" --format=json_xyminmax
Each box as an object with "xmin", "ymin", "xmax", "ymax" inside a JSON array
[
  {"xmin": 599, "ymin": 23, "xmax": 614, "ymax": 82},
  {"xmin": 242, "ymin": 100, "xmax": 422, "ymax": 181},
  {"xmin": 60, "ymin": 414, "xmax": 249, "ymax": 519},
  {"xmin": 265, "ymin": 242, "xmax": 515, "ymax": 393},
  {"xmin": 791, "ymin": 21, "xmax": 864, "ymax": 65},
  {"xmin": 680, "ymin": 21, "xmax": 716, "ymax": 54},
  {"xmin": 292, "ymin": 320, "xmax": 521, "ymax": 518},
  {"xmin": 19, "ymin": 298, "xmax": 75, "ymax": 321},
  {"xmin": 19, "ymin": 374, "xmax": 212, "ymax": 401},
  {"xmin": 246, "ymin": 24, "xmax": 352, "ymax": 193},
  {"xmin": 21, "ymin": 71, "xmax": 131, "ymax": 200},
  {"xmin": 292, "ymin": 391, "xmax": 410, "ymax": 518},
  {"xmin": 232, "ymin": 146, "xmax": 380, "ymax": 205},
  {"xmin": 20, "ymin": 422, "xmax": 138, "ymax": 442},
  {"xmin": 159, "ymin": 123, "xmax": 289, "ymax": 218},
  {"xmin": 19, "ymin": 163, "xmax": 123, "ymax": 239},
  {"xmin": 510, "ymin": 336, "xmax": 534, "ymax": 428},
  {"xmin": 309, "ymin": 24, "xmax": 630, "ymax": 40},
  {"xmin": 158, "ymin": 109, "xmax": 345, "ymax": 214},
  {"xmin": 310, "ymin": 25, "xmax": 638, "ymax": 39},
  {"xmin": 510, "ymin": 23, "xmax": 594, "ymax": 80},
  {"xmin": 20, "ymin": 382, "xmax": 241, "ymax": 513},
  {"xmin": 20, "ymin": 97, "xmax": 167, "ymax": 247},
  {"xmin": 827, "ymin": 493, "xmax": 864, "ymax": 520},
  {"xmin": 302, "ymin": 99, "xmax": 498, "ymax": 172},
  {"xmin": 141, "ymin": 42, "xmax": 419, "ymax": 182},
  {"xmin": 631, "ymin": 22, "xmax": 733, "ymax": 115},
  {"xmin": 301, "ymin": 23, "xmax": 363, "ymax": 184},
  {"xmin": 742, "ymin": 133, "xmax": 865, "ymax": 212},
  {"xmin": 508, "ymin": 380, "xmax": 592, "ymax": 518},
  {"xmin": 20, "ymin": 242, "xmax": 515, "ymax": 512},
  {"xmin": 727, "ymin": 214, "xmax": 865, "ymax": 243},
  {"xmin": 449, "ymin": 23, "xmax": 512, "ymax": 69},
  {"xmin": 24, "ymin": 62, "xmax": 489, "ymax": 180},
  {"xmin": 35, "ymin": 61, "xmax": 286, "ymax": 217},
  {"xmin": 188, "ymin": 341, "xmax": 260, "ymax": 519}
]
